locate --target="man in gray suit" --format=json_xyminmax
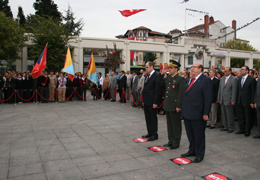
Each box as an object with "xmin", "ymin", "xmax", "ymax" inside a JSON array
[
  {"xmin": 126, "ymin": 70, "xmax": 132, "ymax": 100},
  {"xmin": 217, "ymin": 67, "xmax": 237, "ymax": 133},
  {"xmin": 109, "ymin": 71, "xmax": 117, "ymax": 102},
  {"xmin": 254, "ymin": 78, "xmax": 260, "ymax": 138},
  {"xmin": 131, "ymin": 71, "xmax": 139, "ymax": 107}
]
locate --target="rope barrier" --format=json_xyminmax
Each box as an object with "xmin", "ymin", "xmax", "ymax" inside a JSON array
[
  {"xmin": 75, "ymin": 90, "xmax": 92, "ymax": 100},
  {"xmin": 16, "ymin": 91, "xmax": 36, "ymax": 102},
  {"xmin": 92, "ymin": 89, "xmax": 110, "ymax": 99},
  {"xmin": 0, "ymin": 91, "xmax": 15, "ymax": 102},
  {"xmin": 57, "ymin": 90, "xmax": 74, "ymax": 100},
  {"xmin": 37, "ymin": 91, "xmax": 56, "ymax": 101}
]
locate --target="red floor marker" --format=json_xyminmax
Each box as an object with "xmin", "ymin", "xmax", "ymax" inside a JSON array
[
  {"xmin": 149, "ymin": 146, "xmax": 166, "ymax": 152},
  {"xmin": 134, "ymin": 138, "xmax": 148, "ymax": 143},
  {"xmin": 205, "ymin": 174, "xmax": 228, "ymax": 180},
  {"xmin": 173, "ymin": 157, "xmax": 191, "ymax": 165}
]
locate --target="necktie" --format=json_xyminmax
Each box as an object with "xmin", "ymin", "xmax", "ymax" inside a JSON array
[
  {"xmin": 186, "ymin": 78, "xmax": 195, "ymax": 92},
  {"xmin": 241, "ymin": 77, "xmax": 245, "ymax": 87},
  {"xmin": 225, "ymin": 77, "xmax": 228, "ymax": 85},
  {"xmin": 146, "ymin": 74, "xmax": 150, "ymax": 83}
]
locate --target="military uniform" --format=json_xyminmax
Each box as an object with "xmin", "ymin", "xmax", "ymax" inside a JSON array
[{"xmin": 159, "ymin": 60, "xmax": 186, "ymax": 149}]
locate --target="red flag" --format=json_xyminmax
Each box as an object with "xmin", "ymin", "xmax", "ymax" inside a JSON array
[
  {"xmin": 31, "ymin": 44, "xmax": 47, "ymax": 78},
  {"xmin": 119, "ymin": 9, "xmax": 146, "ymax": 17},
  {"xmin": 127, "ymin": 37, "xmax": 136, "ymax": 60}
]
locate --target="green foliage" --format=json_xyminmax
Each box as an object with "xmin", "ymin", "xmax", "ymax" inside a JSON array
[
  {"xmin": 17, "ymin": 6, "xmax": 26, "ymax": 27},
  {"xmin": 222, "ymin": 39, "xmax": 258, "ymax": 68},
  {"xmin": 28, "ymin": 15, "xmax": 69, "ymax": 71},
  {"xmin": 253, "ymin": 60, "xmax": 260, "ymax": 70},
  {"xmin": 63, "ymin": 5, "xmax": 84, "ymax": 36},
  {"xmin": 231, "ymin": 59, "xmax": 245, "ymax": 68},
  {"xmin": 103, "ymin": 43, "xmax": 124, "ymax": 71},
  {"xmin": 0, "ymin": 12, "xmax": 25, "ymax": 67},
  {"xmin": 0, "ymin": 0, "xmax": 13, "ymax": 18},
  {"xmin": 144, "ymin": 52, "xmax": 157, "ymax": 64},
  {"xmin": 33, "ymin": 0, "xmax": 61, "ymax": 22},
  {"xmin": 222, "ymin": 39, "xmax": 258, "ymax": 52}
]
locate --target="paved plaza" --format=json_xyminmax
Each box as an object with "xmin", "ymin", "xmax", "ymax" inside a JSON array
[{"xmin": 0, "ymin": 98, "xmax": 260, "ymax": 180}]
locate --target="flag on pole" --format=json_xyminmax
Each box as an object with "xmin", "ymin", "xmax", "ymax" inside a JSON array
[
  {"xmin": 87, "ymin": 53, "xmax": 98, "ymax": 85},
  {"xmin": 62, "ymin": 47, "xmax": 75, "ymax": 81},
  {"xmin": 119, "ymin": 9, "xmax": 146, "ymax": 17},
  {"xmin": 31, "ymin": 44, "xmax": 47, "ymax": 79}
]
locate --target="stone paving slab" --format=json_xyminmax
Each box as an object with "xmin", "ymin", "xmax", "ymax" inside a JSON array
[{"xmin": 0, "ymin": 98, "xmax": 260, "ymax": 180}]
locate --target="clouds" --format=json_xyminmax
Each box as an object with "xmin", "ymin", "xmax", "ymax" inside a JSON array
[{"xmin": 9, "ymin": 0, "xmax": 260, "ymax": 50}]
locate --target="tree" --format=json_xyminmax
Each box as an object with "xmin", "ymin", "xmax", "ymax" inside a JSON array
[
  {"xmin": 63, "ymin": 5, "xmax": 84, "ymax": 36},
  {"xmin": 144, "ymin": 52, "xmax": 157, "ymax": 64},
  {"xmin": 17, "ymin": 6, "xmax": 26, "ymax": 27},
  {"xmin": 222, "ymin": 39, "xmax": 258, "ymax": 68},
  {"xmin": 0, "ymin": 0, "xmax": 13, "ymax": 18},
  {"xmin": 33, "ymin": 0, "xmax": 61, "ymax": 21},
  {"xmin": 28, "ymin": 15, "xmax": 69, "ymax": 71},
  {"xmin": 0, "ymin": 12, "xmax": 25, "ymax": 67},
  {"xmin": 103, "ymin": 43, "xmax": 124, "ymax": 71}
]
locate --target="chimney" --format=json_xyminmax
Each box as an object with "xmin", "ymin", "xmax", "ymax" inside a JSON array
[
  {"xmin": 204, "ymin": 15, "xmax": 209, "ymax": 36},
  {"xmin": 232, "ymin": 20, "xmax": 236, "ymax": 40},
  {"xmin": 209, "ymin": 16, "xmax": 214, "ymax": 24}
]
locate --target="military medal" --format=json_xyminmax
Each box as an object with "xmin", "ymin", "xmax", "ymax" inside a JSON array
[{"xmin": 172, "ymin": 85, "xmax": 175, "ymax": 89}]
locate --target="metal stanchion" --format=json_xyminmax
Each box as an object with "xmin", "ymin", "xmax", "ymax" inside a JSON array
[
  {"xmin": 74, "ymin": 88, "xmax": 76, "ymax": 103},
  {"xmin": 14, "ymin": 90, "xmax": 17, "ymax": 106}
]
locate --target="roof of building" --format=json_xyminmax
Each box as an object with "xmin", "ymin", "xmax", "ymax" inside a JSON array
[
  {"xmin": 170, "ymin": 29, "xmax": 182, "ymax": 34},
  {"xmin": 133, "ymin": 26, "xmax": 151, "ymax": 31}
]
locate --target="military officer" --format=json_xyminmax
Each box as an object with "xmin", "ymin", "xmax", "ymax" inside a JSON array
[{"xmin": 159, "ymin": 60, "xmax": 186, "ymax": 149}]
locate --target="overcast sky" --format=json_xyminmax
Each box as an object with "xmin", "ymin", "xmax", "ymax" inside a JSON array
[{"xmin": 9, "ymin": 0, "xmax": 260, "ymax": 50}]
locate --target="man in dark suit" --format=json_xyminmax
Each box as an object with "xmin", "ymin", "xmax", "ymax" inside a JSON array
[
  {"xmin": 142, "ymin": 61, "xmax": 159, "ymax": 141},
  {"xmin": 159, "ymin": 60, "xmax": 186, "ymax": 149},
  {"xmin": 207, "ymin": 69, "xmax": 220, "ymax": 129},
  {"xmin": 254, "ymin": 78, "xmax": 260, "ymax": 138},
  {"xmin": 236, "ymin": 66, "xmax": 256, "ymax": 137},
  {"xmin": 181, "ymin": 62, "xmax": 213, "ymax": 163},
  {"xmin": 118, "ymin": 70, "xmax": 127, "ymax": 103}
]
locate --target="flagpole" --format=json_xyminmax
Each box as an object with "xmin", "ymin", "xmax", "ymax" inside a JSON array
[{"xmin": 185, "ymin": 8, "xmax": 187, "ymax": 31}]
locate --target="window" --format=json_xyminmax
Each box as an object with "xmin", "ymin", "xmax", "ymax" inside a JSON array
[
  {"xmin": 139, "ymin": 32, "xmax": 143, "ymax": 37},
  {"xmin": 188, "ymin": 56, "xmax": 193, "ymax": 65}
]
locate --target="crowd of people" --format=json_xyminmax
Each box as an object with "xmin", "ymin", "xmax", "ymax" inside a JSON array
[{"xmin": 1, "ymin": 61, "xmax": 260, "ymax": 163}]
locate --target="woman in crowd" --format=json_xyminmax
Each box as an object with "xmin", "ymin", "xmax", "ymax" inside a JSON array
[
  {"xmin": 57, "ymin": 73, "xmax": 67, "ymax": 103},
  {"xmin": 4, "ymin": 73, "xmax": 15, "ymax": 104}
]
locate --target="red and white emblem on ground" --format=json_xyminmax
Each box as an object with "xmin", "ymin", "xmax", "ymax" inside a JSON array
[
  {"xmin": 173, "ymin": 158, "xmax": 191, "ymax": 165},
  {"xmin": 134, "ymin": 138, "xmax": 148, "ymax": 143},
  {"xmin": 205, "ymin": 174, "xmax": 228, "ymax": 180},
  {"xmin": 149, "ymin": 146, "xmax": 166, "ymax": 152}
]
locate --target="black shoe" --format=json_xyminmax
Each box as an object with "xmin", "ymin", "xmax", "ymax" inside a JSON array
[
  {"xmin": 147, "ymin": 136, "xmax": 158, "ymax": 141},
  {"xmin": 253, "ymin": 135, "xmax": 260, "ymax": 138},
  {"xmin": 142, "ymin": 134, "xmax": 151, "ymax": 138},
  {"xmin": 244, "ymin": 132, "xmax": 251, "ymax": 137},
  {"xmin": 163, "ymin": 143, "xmax": 172, "ymax": 147},
  {"xmin": 193, "ymin": 157, "xmax": 203, "ymax": 163},
  {"xmin": 235, "ymin": 131, "xmax": 245, "ymax": 134},
  {"xmin": 209, "ymin": 126, "xmax": 215, "ymax": 129},
  {"xmin": 181, "ymin": 152, "xmax": 195, "ymax": 157},
  {"xmin": 170, "ymin": 146, "xmax": 179, "ymax": 150}
]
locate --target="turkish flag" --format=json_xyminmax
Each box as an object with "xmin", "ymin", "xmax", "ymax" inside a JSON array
[{"xmin": 119, "ymin": 9, "xmax": 146, "ymax": 17}]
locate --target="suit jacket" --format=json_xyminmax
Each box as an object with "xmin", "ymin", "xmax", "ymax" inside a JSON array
[
  {"xmin": 237, "ymin": 75, "xmax": 256, "ymax": 107},
  {"xmin": 126, "ymin": 74, "xmax": 132, "ymax": 88},
  {"xmin": 254, "ymin": 79, "xmax": 260, "ymax": 108},
  {"xmin": 159, "ymin": 73, "xmax": 186, "ymax": 112},
  {"xmin": 131, "ymin": 75, "xmax": 138, "ymax": 90},
  {"xmin": 211, "ymin": 77, "xmax": 219, "ymax": 103},
  {"xmin": 142, "ymin": 71, "xmax": 159, "ymax": 106},
  {"xmin": 109, "ymin": 75, "xmax": 117, "ymax": 89},
  {"xmin": 118, "ymin": 75, "xmax": 127, "ymax": 90},
  {"xmin": 182, "ymin": 73, "xmax": 213, "ymax": 120},
  {"xmin": 217, "ymin": 75, "xmax": 237, "ymax": 106}
]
